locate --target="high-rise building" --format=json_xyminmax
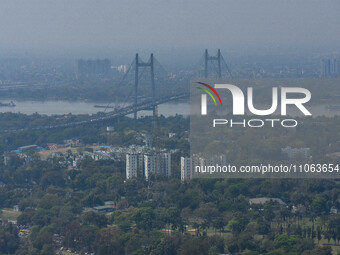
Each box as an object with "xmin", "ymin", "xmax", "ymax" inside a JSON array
[
  {"xmin": 161, "ymin": 152, "xmax": 171, "ymax": 177},
  {"xmin": 126, "ymin": 153, "xmax": 144, "ymax": 179},
  {"xmin": 181, "ymin": 157, "xmax": 191, "ymax": 182},
  {"xmin": 212, "ymin": 154, "xmax": 227, "ymax": 166},
  {"xmin": 321, "ymin": 58, "xmax": 340, "ymax": 77},
  {"xmin": 192, "ymin": 155, "xmax": 200, "ymax": 174},
  {"xmin": 144, "ymin": 152, "xmax": 171, "ymax": 180},
  {"xmin": 126, "ymin": 151, "xmax": 171, "ymax": 180},
  {"xmin": 75, "ymin": 59, "xmax": 111, "ymax": 79},
  {"xmin": 117, "ymin": 65, "xmax": 127, "ymax": 73},
  {"xmin": 334, "ymin": 59, "xmax": 340, "ymax": 77},
  {"xmin": 144, "ymin": 154, "xmax": 156, "ymax": 180},
  {"xmin": 126, "ymin": 154, "xmax": 138, "ymax": 179},
  {"xmin": 3, "ymin": 152, "xmax": 10, "ymax": 166}
]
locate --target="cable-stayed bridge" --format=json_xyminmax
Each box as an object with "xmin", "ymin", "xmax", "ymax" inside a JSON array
[
  {"xmin": 0, "ymin": 92, "xmax": 189, "ymax": 134},
  {"xmin": 0, "ymin": 49, "xmax": 231, "ymax": 133}
]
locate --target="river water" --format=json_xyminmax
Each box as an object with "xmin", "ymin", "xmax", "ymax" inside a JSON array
[
  {"xmin": 0, "ymin": 100, "xmax": 190, "ymax": 117},
  {"xmin": 0, "ymin": 99, "xmax": 339, "ymax": 118}
]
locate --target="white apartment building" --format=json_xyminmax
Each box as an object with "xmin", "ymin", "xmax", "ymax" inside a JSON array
[
  {"xmin": 144, "ymin": 152, "xmax": 171, "ymax": 180},
  {"xmin": 281, "ymin": 147, "xmax": 310, "ymax": 159},
  {"xmin": 126, "ymin": 154, "xmax": 138, "ymax": 179},
  {"xmin": 144, "ymin": 154, "xmax": 156, "ymax": 180},
  {"xmin": 181, "ymin": 157, "xmax": 191, "ymax": 182},
  {"xmin": 161, "ymin": 152, "xmax": 171, "ymax": 177}
]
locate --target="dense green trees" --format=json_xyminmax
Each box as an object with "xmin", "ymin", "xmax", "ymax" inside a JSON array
[
  {"xmin": 0, "ymin": 224, "xmax": 19, "ymax": 254},
  {"xmin": 2, "ymin": 161, "xmax": 340, "ymax": 255},
  {"xmin": 0, "ymin": 114, "xmax": 339, "ymax": 254}
]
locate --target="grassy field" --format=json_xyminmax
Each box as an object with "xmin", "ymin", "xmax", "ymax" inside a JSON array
[
  {"xmin": 37, "ymin": 145, "xmax": 101, "ymax": 160},
  {"xmin": 184, "ymin": 220, "xmax": 340, "ymax": 255},
  {"xmin": 0, "ymin": 209, "xmax": 21, "ymax": 221},
  {"xmin": 318, "ymin": 239, "xmax": 340, "ymax": 255},
  {"xmin": 61, "ymin": 252, "xmax": 78, "ymax": 255}
]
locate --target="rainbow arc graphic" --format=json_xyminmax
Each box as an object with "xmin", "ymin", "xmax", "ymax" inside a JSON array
[{"xmin": 196, "ymin": 82, "xmax": 223, "ymax": 106}]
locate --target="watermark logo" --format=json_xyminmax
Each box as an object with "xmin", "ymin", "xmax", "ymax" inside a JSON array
[
  {"xmin": 196, "ymin": 82, "xmax": 223, "ymax": 115},
  {"xmin": 196, "ymin": 82, "xmax": 312, "ymax": 128},
  {"xmin": 198, "ymin": 82, "xmax": 311, "ymax": 116}
]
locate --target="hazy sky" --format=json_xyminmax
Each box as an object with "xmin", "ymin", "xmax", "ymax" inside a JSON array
[{"xmin": 0, "ymin": 0, "xmax": 339, "ymax": 58}]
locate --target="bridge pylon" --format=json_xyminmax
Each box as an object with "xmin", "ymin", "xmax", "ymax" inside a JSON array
[
  {"xmin": 134, "ymin": 53, "xmax": 156, "ymax": 119},
  {"xmin": 202, "ymin": 49, "xmax": 232, "ymax": 78}
]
